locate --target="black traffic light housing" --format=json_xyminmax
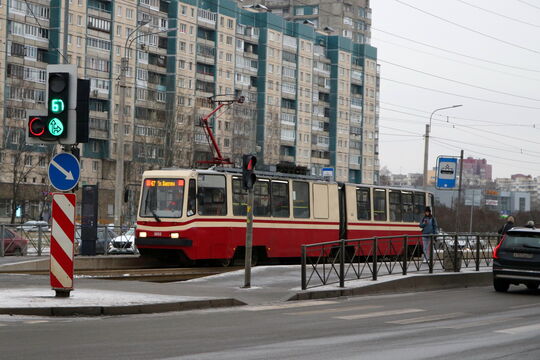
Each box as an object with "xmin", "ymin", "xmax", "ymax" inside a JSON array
[
  {"xmin": 47, "ymin": 72, "xmax": 70, "ymax": 139},
  {"xmin": 242, "ymin": 155, "xmax": 257, "ymax": 190}
]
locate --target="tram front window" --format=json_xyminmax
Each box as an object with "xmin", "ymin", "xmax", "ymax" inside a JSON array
[{"xmin": 140, "ymin": 178, "xmax": 185, "ymax": 220}]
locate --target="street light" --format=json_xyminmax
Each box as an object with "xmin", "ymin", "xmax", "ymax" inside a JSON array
[
  {"xmin": 114, "ymin": 20, "xmax": 178, "ymax": 228},
  {"xmin": 423, "ymin": 104, "xmax": 463, "ymax": 188}
]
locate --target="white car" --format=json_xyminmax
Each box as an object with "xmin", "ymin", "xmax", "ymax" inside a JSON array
[
  {"xmin": 19, "ymin": 221, "xmax": 50, "ymax": 232},
  {"xmin": 108, "ymin": 228, "xmax": 137, "ymax": 254}
]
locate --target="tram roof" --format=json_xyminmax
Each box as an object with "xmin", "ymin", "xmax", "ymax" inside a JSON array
[{"xmin": 142, "ymin": 167, "xmax": 430, "ymax": 194}]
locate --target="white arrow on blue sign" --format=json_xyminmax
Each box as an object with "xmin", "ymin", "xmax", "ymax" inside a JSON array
[{"xmin": 48, "ymin": 153, "xmax": 80, "ymax": 191}]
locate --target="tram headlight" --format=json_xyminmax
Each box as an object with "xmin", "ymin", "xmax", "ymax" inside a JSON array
[
  {"xmin": 139, "ymin": 231, "xmax": 147, "ymax": 238},
  {"xmin": 171, "ymin": 233, "xmax": 179, "ymax": 239}
]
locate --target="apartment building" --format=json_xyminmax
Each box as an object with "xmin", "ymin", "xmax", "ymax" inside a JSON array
[{"xmin": 0, "ymin": 0, "xmax": 378, "ymax": 224}]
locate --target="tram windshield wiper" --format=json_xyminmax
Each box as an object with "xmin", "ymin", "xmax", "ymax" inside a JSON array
[{"xmin": 151, "ymin": 209, "xmax": 162, "ymax": 222}]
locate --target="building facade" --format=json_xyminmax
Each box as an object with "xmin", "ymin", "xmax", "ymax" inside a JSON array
[{"xmin": 0, "ymin": 0, "xmax": 378, "ymax": 224}]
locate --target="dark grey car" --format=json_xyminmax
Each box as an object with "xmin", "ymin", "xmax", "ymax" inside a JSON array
[
  {"xmin": 493, "ymin": 227, "xmax": 540, "ymax": 292},
  {"xmin": 74, "ymin": 227, "xmax": 117, "ymax": 255}
]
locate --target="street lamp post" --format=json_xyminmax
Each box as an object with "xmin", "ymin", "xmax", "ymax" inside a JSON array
[
  {"xmin": 114, "ymin": 20, "xmax": 149, "ymax": 228},
  {"xmin": 114, "ymin": 23, "xmax": 178, "ymax": 228},
  {"xmin": 422, "ymin": 105, "xmax": 463, "ymax": 188}
]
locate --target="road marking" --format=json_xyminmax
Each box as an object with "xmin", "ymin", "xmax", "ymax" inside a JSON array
[
  {"xmin": 24, "ymin": 320, "xmax": 49, "ymax": 325},
  {"xmin": 386, "ymin": 312, "xmax": 465, "ymax": 325},
  {"xmin": 440, "ymin": 317, "xmax": 518, "ymax": 330},
  {"xmin": 495, "ymin": 323, "xmax": 540, "ymax": 335},
  {"xmin": 335, "ymin": 308, "xmax": 425, "ymax": 320},
  {"xmin": 510, "ymin": 303, "xmax": 539, "ymax": 309},
  {"xmin": 286, "ymin": 305, "xmax": 383, "ymax": 316},
  {"xmin": 245, "ymin": 300, "xmax": 338, "ymax": 311}
]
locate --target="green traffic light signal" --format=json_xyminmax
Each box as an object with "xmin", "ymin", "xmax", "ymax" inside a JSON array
[
  {"xmin": 48, "ymin": 118, "xmax": 65, "ymax": 136},
  {"xmin": 50, "ymin": 98, "xmax": 65, "ymax": 114}
]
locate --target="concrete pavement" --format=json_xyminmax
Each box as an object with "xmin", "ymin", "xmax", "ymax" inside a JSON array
[{"xmin": 0, "ymin": 256, "xmax": 492, "ymax": 316}]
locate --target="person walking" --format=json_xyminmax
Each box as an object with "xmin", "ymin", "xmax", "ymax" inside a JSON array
[
  {"xmin": 498, "ymin": 216, "xmax": 515, "ymax": 235},
  {"xmin": 419, "ymin": 206, "xmax": 438, "ymax": 263}
]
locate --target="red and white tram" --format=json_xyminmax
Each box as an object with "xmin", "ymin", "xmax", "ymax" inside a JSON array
[{"xmin": 135, "ymin": 168, "xmax": 434, "ymax": 264}]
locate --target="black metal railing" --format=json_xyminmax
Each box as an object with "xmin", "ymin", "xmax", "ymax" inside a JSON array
[
  {"xmin": 0, "ymin": 224, "xmax": 137, "ymax": 257},
  {"xmin": 301, "ymin": 233, "xmax": 500, "ymax": 290}
]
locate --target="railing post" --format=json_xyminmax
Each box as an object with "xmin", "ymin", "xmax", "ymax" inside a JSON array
[
  {"xmin": 372, "ymin": 237, "xmax": 378, "ymax": 281},
  {"xmin": 339, "ymin": 239, "xmax": 345, "ymax": 288},
  {"xmin": 0, "ymin": 225, "xmax": 4, "ymax": 257},
  {"xmin": 402, "ymin": 235, "xmax": 408, "ymax": 275},
  {"xmin": 37, "ymin": 225, "xmax": 43, "ymax": 256},
  {"xmin": 429, "ymin": 234, "xmax": 434, "ymax": 274},
  {"xmin": 475, "ymin": 234, "xmax": 480, "ymax": 271},
  {"xmin": 301, "ymin": 245, "xmax": 307, "ymax": 290},
  {"xmin": 454, "ymin": 233, "xmax": 459, "ymax": 272}
]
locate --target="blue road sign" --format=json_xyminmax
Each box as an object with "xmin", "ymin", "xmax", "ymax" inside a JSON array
[
  {"xmin": 48, "ymin": 153, "xmax": 80, "ymax": 191},
  {"xmin": 436, "ymin": 156, "xmax": 458, "ymax": 190}
]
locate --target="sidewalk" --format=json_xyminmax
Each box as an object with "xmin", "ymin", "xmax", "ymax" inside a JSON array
[{"xmin": 0, "ymin": 259, "xmax": 491, "ymax": 317}]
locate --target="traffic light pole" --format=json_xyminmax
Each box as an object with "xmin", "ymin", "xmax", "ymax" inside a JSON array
[
  {"xmin": 243, "ymin": 188, "xmax": 254, "ymax": 288},
  {"xmin": 114, "ymin": 56, "xmax": 128, "ymax": 228}
]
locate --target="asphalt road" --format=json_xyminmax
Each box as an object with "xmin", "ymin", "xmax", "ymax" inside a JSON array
[{"xmin": 1, "ymin": 285, "xmax": 539, "ymax": 360}]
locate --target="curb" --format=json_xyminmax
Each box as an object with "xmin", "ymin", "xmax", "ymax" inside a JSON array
[
  {"xmin": 0, "ymin": 298, "xmax": 246, "ymax": 317},
  {"xmin": 288, "ymin": 272, "xmax": 492, "ymax": 301}
]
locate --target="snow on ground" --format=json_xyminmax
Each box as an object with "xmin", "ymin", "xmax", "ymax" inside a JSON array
[{"xmin": 0, "ymin": 288, "xmax": 211, "ymax": 308}]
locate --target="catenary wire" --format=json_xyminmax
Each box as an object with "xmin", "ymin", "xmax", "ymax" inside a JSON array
[{"xmin": 393, "ymin": 0, "xmax": 540, "ymax": 55}]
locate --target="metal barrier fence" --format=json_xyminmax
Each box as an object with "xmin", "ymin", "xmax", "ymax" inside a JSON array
[
  {"xmin": 301, "ymin": 233, "xmax": 500, "ymax": 290},
  {"xmin": 0, "ymin": 224, "xmax": 137, "ymax": 257}
]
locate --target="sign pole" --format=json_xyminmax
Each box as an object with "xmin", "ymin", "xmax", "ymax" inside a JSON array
[
  {"xmin": 455, "ymin": 150, "xmax": 464, "ymax": 232},
  {"xmin": 244, "ymin": 188, "xmax": 254, "ymax": 288}
]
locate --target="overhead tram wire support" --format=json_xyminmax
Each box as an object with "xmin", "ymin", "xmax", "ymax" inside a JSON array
[{"xmin": 196, "ymin": 95, "xmax": 245, "ymax": 167}]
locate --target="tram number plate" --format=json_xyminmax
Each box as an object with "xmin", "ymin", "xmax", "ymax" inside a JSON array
[
  {"xmin": 154, "ymin": 232, "xmax": 162, "ymax": 236},
  {"xmin": 513, "ymin": 253, "xmax": 533, "ymax": 259}
]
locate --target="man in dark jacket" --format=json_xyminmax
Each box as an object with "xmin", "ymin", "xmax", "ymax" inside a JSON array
[
  {"xmin": 419, "ymin": 206, "xmax": 438, "ymax": 263},
  {"xmin": 498, "ymin": 216, "xmax": 515, "ymax": 235}
]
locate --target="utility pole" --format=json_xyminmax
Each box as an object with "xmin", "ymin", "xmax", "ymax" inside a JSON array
[{"xmin": 114, "ymin": 56, "xmax": 128, "ymax": 228}]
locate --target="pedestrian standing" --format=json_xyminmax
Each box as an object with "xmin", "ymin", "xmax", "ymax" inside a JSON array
[
  {"xmin": 419, "ymin": 206, "xmax": 438, "ymax": 263},
  {"xmin": 498, "ymin": 216, "xmax": 515, "ymax": 235}
]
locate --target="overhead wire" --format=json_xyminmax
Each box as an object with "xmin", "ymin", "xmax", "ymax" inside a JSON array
[
  {"xmin": 393, "ymin": 0, "xmax": 540, "ymax": 55},
  {"xmin": 382, "ymin": 77, "xmax": 540, "ymax": 110},
  {"xmin": 372, "ymin": 28, "xmax": 540, "ymax": 73},
  {"xmin": 517, "ymin": 0, "xmax": 540, "ymax": 11},
  {"xmin": 455, "ymin": 0, "xmax": 540, "ymax": 29},
  {"xmin": 372, "ymin": 36, "xmax": 540, "ymax": 83},
  {"xmin": 379, "ymin": 59, "xmax": 540, "ymax": 102}
]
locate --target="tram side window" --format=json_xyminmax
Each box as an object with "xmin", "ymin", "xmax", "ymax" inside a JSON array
[
  {"xmin": 389, "ymin": 191, "xmax": 402, "ymax": 222},
  {"xmin": 187, "ymin": 179, "xmax": 196, "ymax": 216},
  {"xmin": 271, "ymin": 181, "xmax": 290, "ymax": 218},
  {"xmin": 293, "ymin": 181, "xmax": 310, "ymax": 218},
  {"xmin": 254, "ymin": 180, "xmax": 271, "ymax": 217},
  {"xmin": 402, "ymin": 192, "xmax": 414, "ymax": 222},
  {"xmin": 197, "ymin": 174, "xmax": 227, "ymax": 216},
  {"xmin": 356, "ymin": 188, "xmax": 371, "ymax": 220},
  {"xmin": 232, "ymin": 177, "xmax": 247, "ymax": 216},
  {"xmin": 414, "ymin": 192, "xmax": 425, "ymax": 222},
  {"xmin": 373, "ymin": 189, "xmax": 387, "ymax": 221}
]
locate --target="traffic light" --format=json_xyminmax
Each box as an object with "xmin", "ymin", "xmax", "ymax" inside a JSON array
[
  {"xmin": 242, "ymin": 155, "xmax": 257, "ymax": 190},
  {"xmin": 46, "ymin": 64, "xmax": 77, "ymax": 144}
]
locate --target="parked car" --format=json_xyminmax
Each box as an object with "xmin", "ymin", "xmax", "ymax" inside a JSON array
[
  {"xmin": 108, "ymin": 228, "xmax": 137, "ymax": 254},
  {"xmin": 1, "ymin": 228, "xmax": 28, "ymax": 256},
  {"xmin": 435, "ymin": 232, "xmax": 486, "ymax": 250},
  {"xmin": 493, "ymin": 227, "xmax": 540, "ymax": 292},
  {"xmin": 19, "ymin": 221, "xmax": 50, "ymax": 232},
  {"xmin": 74, "ymin": 227, "xmax": 118, "ymax": 255}
]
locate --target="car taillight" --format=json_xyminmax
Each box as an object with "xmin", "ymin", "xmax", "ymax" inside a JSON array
[{"xmin": 493, "ymin": 237, "xmax": 505, "ymax": 259}]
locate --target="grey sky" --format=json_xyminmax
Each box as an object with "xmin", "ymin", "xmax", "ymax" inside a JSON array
[{"xmin": 371, "ymin": 0, "xmax": 540, "ymax": 179}]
